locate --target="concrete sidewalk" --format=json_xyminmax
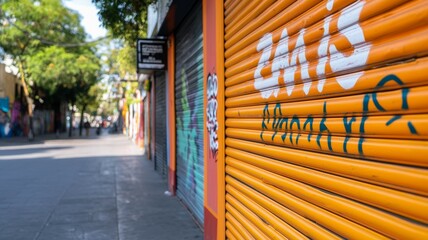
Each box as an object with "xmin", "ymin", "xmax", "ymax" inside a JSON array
[
  {"xmin": 0, "ymin": 132, "xmax": 202, "ymax": 240},
  {"xmin": 0, "ymin": 127, "xmax": 108, "ymax": 145}
]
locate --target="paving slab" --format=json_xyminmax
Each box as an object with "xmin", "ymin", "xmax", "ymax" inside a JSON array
[{"xmin": 0, "ymin": 131, "xmax": 203, "ymax": 240}]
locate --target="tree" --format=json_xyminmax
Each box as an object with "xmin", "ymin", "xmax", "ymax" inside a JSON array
[
  {"xmin": 92, "ymin": 0, "xmax": 153, "ymax": 91},
  {"xmin": 86, "ymin": 0, "xmax": 150, "ymax": 132},
  {"xmin": 117, "ymin": 43, "xmax": 137, "ymax": 78},
  {"xmin": 95, "ymin": 38, "xmax": 139, "ymax": 134},
  {"xmin": 26, "ymin": 46, "xmax": 100, "ymax": 97},
  {"xmin": 0, "ymin": 0, "xmax": 87, "ymax": 139},
  {"xmin": 76, "ymin": 84, "xmax": 103, "ymax": 136},
  {"xmin": 91, "ymin": 0, "xmax": 154, "ymax": 45},
  {"xmin": 0, "ymin": 0, "xmax": 86, "ymax": 57},
  {"xmin": 26, "ymin": 46, "xmax": 101, "ymax": 137}
]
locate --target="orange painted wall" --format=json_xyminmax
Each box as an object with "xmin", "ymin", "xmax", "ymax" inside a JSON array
[
  {"xmin": 203, "ymin": 0, "xmax": 217, "ymax": 238},
  {"xmin": 203, "ymin": 0, "xmax": 225, "ymax": 239},
  {"xmin": 167, "ymin": 34, "xmax": 176, "ymax": 194}
]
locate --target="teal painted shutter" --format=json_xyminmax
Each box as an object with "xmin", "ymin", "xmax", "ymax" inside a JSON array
[{"xmin": 175, "ymin": 2, "xmax": 204, "ymax": 226}]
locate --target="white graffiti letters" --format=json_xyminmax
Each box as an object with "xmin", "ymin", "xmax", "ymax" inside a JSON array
[
  {"xmin": 207, "ymin": 73, "xmax": 218, "ymax": 153},
  {"xmin": 329, "ymin": 1, "xmax": 370, "ymax": 89},
  {"xmin": 253, "ymin": 0, "xmax": 371, "ymax": 98},
  {"xmin": 254, "ymin": 33, "xmax": 280, "ymax": 99}
]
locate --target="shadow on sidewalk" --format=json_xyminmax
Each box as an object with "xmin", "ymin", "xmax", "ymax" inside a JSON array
[
  {"xmin": 0, "ymin": 146, "xmax": 72, "ymax": 157},
  {"xmin": 0, "ymin": 128, "xmax": 113, "ymax": 147},
  {"xmin": 0, "ymin": 153, "xmax": 202, "ymax": 240}
]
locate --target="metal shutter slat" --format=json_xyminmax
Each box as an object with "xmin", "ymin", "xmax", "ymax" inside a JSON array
[
  {"xmin": 175, "ymin": 2, "xmax": 204, "ymax": 226},
  {"xmin": 226, "ymin": 177, "xmax": 341, "ymax": 239},
  {"xmin": 224, "ymin": 0, "xmax": 428, "ymax": 239},
  {"xmin": 155, "ymin": 72, "xmax": 167, "ymax": 177}
]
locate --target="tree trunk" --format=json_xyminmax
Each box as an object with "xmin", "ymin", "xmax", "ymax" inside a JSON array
[
  {"xmin": 79, "ymin": 104, "xmax": 87, "ymax": 136},
  {"xmin": 18, "ymin": 61, "xmax": 34, "ymax": 141}
]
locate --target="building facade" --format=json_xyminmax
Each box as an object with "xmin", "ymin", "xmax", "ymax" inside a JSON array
[
  {"xmin": 147, "ymin": 0, "xmax": 428, "ymax": 239},
  {"xmin": 0, "ymin": 63, "xmax": 27, "ymax": 137}
]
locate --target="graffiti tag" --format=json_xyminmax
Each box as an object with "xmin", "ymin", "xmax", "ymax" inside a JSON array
[
  {"xmin": 254, "ymin": 0, "xmax": 371, "ymax": 98},
  {"xmin": 207, "ymin": 73, "xmax": 218, "ymax": 153},
  {"xmin": 259, "ymin": 74, "xmax": 417, "ymax": 157}
]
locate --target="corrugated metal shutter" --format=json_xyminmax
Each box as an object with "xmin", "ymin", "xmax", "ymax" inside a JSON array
[
  {"xmin": 175, "ymin": 2, "xmax": 204, "ymax": 225},
  {"xmin": 155, "ymin": 72, "xmax": 167, "ymax": 178},
  {"xmin": 224, "ymin": 0, "xmax": 428, "ymax": 239}
]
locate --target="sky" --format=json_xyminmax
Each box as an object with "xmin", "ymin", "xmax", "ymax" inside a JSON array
[{"xmin": 63, "ymin": 0, "xmax": 107, "ymax": 40}]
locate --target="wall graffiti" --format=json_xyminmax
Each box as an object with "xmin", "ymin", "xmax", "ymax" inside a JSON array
[
  {"xmin": 257, "ymin": 74, "xmax": 420, "ymax": 162},
  {"xmin": 0, "ymin": 110, "xmax": 11, "ymax": 137},
  {"xmin": 177, "ymin": 69, "xmax": 199, "ymax": 189},
  {"xmin": 207, "ymin": 73, "xmax": 218, "ymax": 154},
  {"xmin": 176, "ymin": 64, "xmax": 205, "ymax": 198},
  {"xmin": 254, "ymin": 0, "xmax": 370, "ymax": 98},
  {"xmin": 0, "ymin": 97, "xmax": 12, "ymax": 137},
  {"xmin": 174, "ymin": 6, "xmax": 204, "ymax": 223}
]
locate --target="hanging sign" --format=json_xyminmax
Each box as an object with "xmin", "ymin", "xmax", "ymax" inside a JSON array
[{"xmin": 137, "ymin": 38, "xmax": 167, "ymax": 71}]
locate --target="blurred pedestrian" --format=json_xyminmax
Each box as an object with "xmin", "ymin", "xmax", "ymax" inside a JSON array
[
  {"xmin": 96, "ymin": 121, "xmax": 101, "ymax": 136},
  {"xmin": 84, "ymin": 121, "xmax": 90, "ymax": 136}
]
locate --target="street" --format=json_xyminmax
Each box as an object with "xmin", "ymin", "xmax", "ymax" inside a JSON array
[{"xmin": 0, "ymin": 131, "xmax": 202, "ymax": 240}]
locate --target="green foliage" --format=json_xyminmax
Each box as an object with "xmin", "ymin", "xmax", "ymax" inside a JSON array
[
  {"xmin": 26, "ymin": 46, "xmax": 101, "ymax": 99},
  {"xmin": 91, "ymin": 0, "xmax": 154, "ymax": 45},
  {"xmin": 0, "ymin": 0, "xmax": 101, "ymax": 107},
  {"xmin": 97, "ymin": 38, "xmax": 121, "ymax": 78},
  {"xmin": 123, "ymin": 81, "xmax": 139, "ymax": 105},
  {"xmin": 143, "ymin": 79, "xmax": 151, "ymax": 92},
  {"xmin": 97, "ymin": 39, "xmax": 138, "ymax": 105},
  {"xmin": 117, "ymin": 44, "xmax": 136, "ymax": 78},
  {"xmin": 77, "ymin": 83, "xmax": 103, "ymax": 114},
  {"xmin": 91, "ymin": 0, "xmax": 147, "ymax": 86},
  {"xmin": 0, "ymin": 0, "xmax": 86, "ymax": 58}
]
